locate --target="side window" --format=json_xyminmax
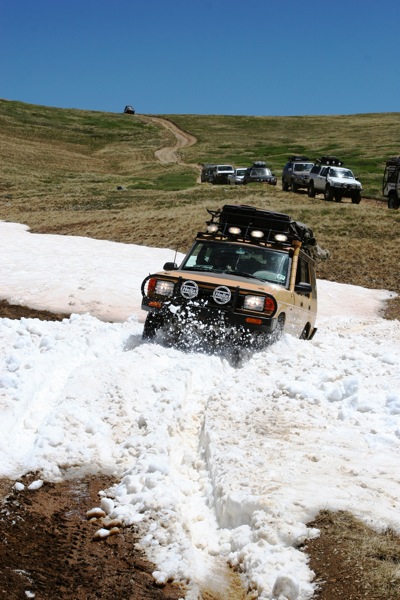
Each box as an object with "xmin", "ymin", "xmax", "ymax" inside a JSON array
[
  {"xmin": 310, "ymin": 165, "xmax": 319, "ymax": 174},
  {"xmin": 296, "ymin": 258, "xmax": 310, "ymax": 285},
  {"xmin": 320, "ymin": 167, "xmax": 328, "ymax": 176}
]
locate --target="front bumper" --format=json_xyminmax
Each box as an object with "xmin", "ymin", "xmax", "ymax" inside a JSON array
[{"xmin": 142, "ymin": 297, "xmax": 278, "ymax": 335}]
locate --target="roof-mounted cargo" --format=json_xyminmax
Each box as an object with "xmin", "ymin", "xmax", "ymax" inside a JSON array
[
  {"xmin": 385, "ymin": 157, "xmax": 400, "ymax": 167},
  {"xmin": 201, "ymin": 204, "xmax": 316, "ymax": 253}
]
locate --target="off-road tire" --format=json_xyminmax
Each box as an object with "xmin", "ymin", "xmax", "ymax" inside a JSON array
[
  {"xmin": 142, "ymin": 313, "xmax": 164, "ymax": 340},
  {"xmin": 324, "ymin": 185, "xmax": 335, "ymax": 201},
  {"xmin": 388, "ymin": 193, "xmax": 400, "ymax": 209},
  {"xmin": 351, "ymin": 192, "xmax": 361, "ymax": 205},
  {"xmin": 307, "ymin": 182, "xmax": 316, "ymax": 197},
  {"xmin": 291, "ymin": 180, "xmax": 298, "ymax": 193},
  {"xmin": 300, "ymin": 324, "xmax": 310, "ymax": 340}
]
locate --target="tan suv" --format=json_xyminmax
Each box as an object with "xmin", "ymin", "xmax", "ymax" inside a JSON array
[{"xmin": 141, "ymin": 205, "xmax": 319, "ymax": 351}]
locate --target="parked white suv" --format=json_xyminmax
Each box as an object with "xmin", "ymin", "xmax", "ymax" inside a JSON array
[
  {"xmin": 211, "ymin": 164, "xmax": 235, "ymax": 184},
  {"xmin": 307, "ymin": 156, "xmax": 362, "ymax": 204}
]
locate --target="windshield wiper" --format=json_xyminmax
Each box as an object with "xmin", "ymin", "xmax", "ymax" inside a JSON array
[
  {"xmin": 227, "ymin": 269, "xmax": 261, "ymax": 279},
  {"xmin": 182, "ymin": 266, "xmax": 212, "ymax": 272}
]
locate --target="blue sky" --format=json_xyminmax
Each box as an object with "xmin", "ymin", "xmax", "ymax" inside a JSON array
[{"xmin": 1, "ymin": 0, "xmax": 399, "ymax": 117}]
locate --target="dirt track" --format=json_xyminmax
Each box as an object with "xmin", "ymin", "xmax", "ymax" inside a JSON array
[{"xmin": 144, "ymin": 116, "xmax": 197, "ymax": 164}]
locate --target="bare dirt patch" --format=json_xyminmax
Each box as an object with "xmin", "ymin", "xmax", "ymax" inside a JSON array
[{"xmin": 0, "ymin": 474, "xmax": 186, "ymax": 600}]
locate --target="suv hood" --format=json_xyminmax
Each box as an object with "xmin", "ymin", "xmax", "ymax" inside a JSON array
[
  {"xmin": 328, "ymin": 175, "xmax": 362, "ymax": 189},
  {"xmin": 163, "ymin": 268, "xmax": 283, "ymax": 293}
]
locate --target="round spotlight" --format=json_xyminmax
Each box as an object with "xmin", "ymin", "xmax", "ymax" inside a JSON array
[
  {"xmin": 228, "ymin": 227, "xmax": 241, "ymax": 235},
  {"xmin": 207, "ymin": 224, "xmax": 219, "ymax": 233},
  {"xmin": 274, "ymin": 233, "xmax": 288, "ymax": 242},
  {"xmin": 250, "ymin": 230, "xmax": 264, "ymax": 238}
]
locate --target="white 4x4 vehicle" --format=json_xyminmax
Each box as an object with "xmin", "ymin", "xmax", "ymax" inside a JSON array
[
  {"xmin": 307, "ymin": 156, "xmax": 362, "ymax": 204},
  {"xmin": 211, "ymin": 164, "xmax": 235, "ymax": 184},
  {"xmin": 382, "ymin": 156, "xmax": 400, "ymax": 209}
]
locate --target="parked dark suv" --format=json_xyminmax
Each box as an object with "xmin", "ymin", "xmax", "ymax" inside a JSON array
[
  {"xmin": 201, "ymin": 164, "xmax": 217, "ymax": 183},
  {"xmin": 242, "ymin": 162, "xmax": 277, "ymax": 185},
  {"xmin": 282, "ymin": 156, "xmax": 314, "ymax": 193}
]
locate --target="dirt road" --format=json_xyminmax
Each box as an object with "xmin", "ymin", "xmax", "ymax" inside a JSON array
[{"xmin": 144, "ymin": 115, "xmax": 198, "ymax": 164}]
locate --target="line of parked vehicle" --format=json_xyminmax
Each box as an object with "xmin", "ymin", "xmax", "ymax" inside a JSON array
[
  {"xmin": 201, "ymin": 155, "xmax": 400, "ymax": 209},
  {"xmin": 201, "ymin": 162, "xmax": 277, "ymax": 186}
]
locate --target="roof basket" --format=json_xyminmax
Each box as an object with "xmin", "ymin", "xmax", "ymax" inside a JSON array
[
  {"xmin": 316, "ymin": 156, "xmax": 343, "ymax": 166},
  {"xmin": 386, "ymin": 156, "xmax": 400, "ymax": 167},
  {"xmin": 203, "ymin": 204, "xmax": 317, "ymax": 253},
  {"xmin": 252, "ymin": 161, "xmax": 267, "ymax": 168}
]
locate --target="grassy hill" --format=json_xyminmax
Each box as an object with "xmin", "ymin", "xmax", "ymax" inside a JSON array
[
  {"xmin": 0, "ymin": 99, "xmax": 399, "ymax": 318},
  {"xmin": 0, "ymin": 98, "xmax": 399, "ymax": 598}
]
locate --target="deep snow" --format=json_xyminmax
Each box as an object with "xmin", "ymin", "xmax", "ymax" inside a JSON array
[{"xmin": 0, "ymin": 221, "xmax": 399, "ymax": 599}]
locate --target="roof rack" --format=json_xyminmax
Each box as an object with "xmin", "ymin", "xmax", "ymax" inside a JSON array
[
  {"xmin": 315, "ymin": 156, "xmax": 343, "ymax": 166},
  {"xmin": 385, "ymin": 157, "xmax": 400, "ymax": 167},
  {"xmin": 200, "ymin": 204, "xmax": 316, "ymax": 253}
]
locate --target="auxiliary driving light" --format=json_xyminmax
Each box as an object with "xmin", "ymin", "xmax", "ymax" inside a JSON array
[
  {"xmin": 250, "ymin": 230, "xmax": 264, "ymax": 238},
  {"xmin": 228, "ymin": 226, "xmax": 241, "ymax": 235},
  {"xmin": 274, "ymin": 233, "xmax": 288, "ymax": 242},
  {"xmin": 207, "ymin": 224, "xmax": 219, "ymax": 233}
]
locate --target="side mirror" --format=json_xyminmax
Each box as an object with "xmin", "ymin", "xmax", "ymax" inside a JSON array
[
  {"xmin": 163, "ymin": 262, "xmax": 177, "ymax": 271},
  {"xmin": 295, "ymin": 282, "xmax": 312, "ymax": 295}
]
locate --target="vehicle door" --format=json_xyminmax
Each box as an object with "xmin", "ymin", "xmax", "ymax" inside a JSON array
[
  {"xmin": 291, "ymin": 255, "xmax": 317, "ymax": 336},
  {"xmin": 315, "ymin": 166, "xmax": 329, "ymax": 191}
]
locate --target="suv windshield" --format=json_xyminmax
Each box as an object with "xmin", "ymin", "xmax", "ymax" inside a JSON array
[
  {"xmin": 329, "ymin": 168, "xmax": 354, "ymax": 179},
  {"xmin": 252, "ymin": 168, "xmax": 272, "ymax": 176},
  {"xmin": 180, "ymin": 241, "xmax": 289, "ymax": 285},
  {"xmin": 294, "ymin": 163, "xmax": 314, "ymax": 172},
  {"xmin": 217, "ymin": 165, "xmax": 233, "ymax": 171}
]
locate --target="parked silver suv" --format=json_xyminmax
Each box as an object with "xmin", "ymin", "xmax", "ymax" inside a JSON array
[
  {"xmin": 307, "ymin": 156, "xmax": 362, "ymax": 204},
  {"xmin": 282, "ymin": 156, "xmax": 314, "ymax": 193}
]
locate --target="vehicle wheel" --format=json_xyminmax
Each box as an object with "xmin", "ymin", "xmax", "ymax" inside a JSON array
[
  {"xmin": 388, "ymin": 193, "xmax": 399, "ymax": 209},
  {"xmin": 351, "ymin": 192, "xmax": 361, "ymax": 205},
  {"xmin": 282, "ymin": 179, "xmax": 289, "ymax": 191},
  {"xmin": 142, "ymin": 313, "xmax": 164, "ymax": 340},
  {"xmin": 273, "ymin": 313, "xmax": 285, "ymax": 341},
  {"xmin": 307, "ymin": 182, "xmax": 316, "ymax": 197},
  {"xmin": 334, "ymin": 193, "xmax": 342, "ymax": 202},
  {"xmin": 300, "ymin": 325, "xmax": 310, "ymax": 340},
  {"xmin": 324, "ymin": 186, "xmax": 334, "ymax": 201},
  {"xmin": 291, "ymin": 180, "xmax": 298, "ymax": 193}
]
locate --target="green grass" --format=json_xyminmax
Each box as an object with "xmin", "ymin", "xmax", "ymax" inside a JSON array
[{"xmin": 166, "ymin": 113, "xmax": 400, "ymax": 198}]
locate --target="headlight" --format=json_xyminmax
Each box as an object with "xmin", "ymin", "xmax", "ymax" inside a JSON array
[
  {"xmin": 243, "ymin": 294, "xmax": 277, "ymax": 315},
  {"xmin": 154, "ymin": 280, "xmax": 174, "ymax": 296},
  {"xmin": 243, "ymin": 295, "xmax": 265, "ymax": 311}
]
